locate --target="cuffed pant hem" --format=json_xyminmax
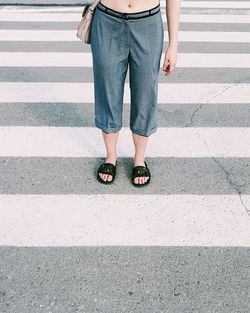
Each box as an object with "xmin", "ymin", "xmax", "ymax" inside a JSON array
[
  {"xmin": 130, "ymin": 126, "xmax": 157, "ymax": 137},
  {"xmin": 95, "ymin": 120, "xmax": 122, "ymax": 134}
]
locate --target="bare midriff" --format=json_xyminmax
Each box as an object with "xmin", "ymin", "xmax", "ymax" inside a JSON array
[{"xmin": 100, "ymin": 0, "xmax": 160, "ymax": 13}]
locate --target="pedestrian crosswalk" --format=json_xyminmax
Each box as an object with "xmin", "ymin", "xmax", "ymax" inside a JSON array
[
  {"xmin": 0, "ymin": 0, "xmax": 250, "ymax": 247},
  {"xmin": 1, "ymin": 1, "xmax": 250, "ymax": 312}
]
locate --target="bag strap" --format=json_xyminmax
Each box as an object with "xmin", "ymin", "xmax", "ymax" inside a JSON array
[{"xmin": 89, "ymin": 0, "xmax": 101, "ymax": 12}]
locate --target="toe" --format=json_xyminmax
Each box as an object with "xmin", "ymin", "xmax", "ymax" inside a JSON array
[
  {"xmin": 99, "ymin": 172, "xmax": 113, "ymax": 182},
  {"xmin": 100, "ymin": 173, "xmax": 106, "ymax": 181},
  {"xmin": 107, "ymin": 174, "xmax": 113, "ymax": 182}
]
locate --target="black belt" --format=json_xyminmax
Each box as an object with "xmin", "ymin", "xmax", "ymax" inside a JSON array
[{"xmin": 96, "ymin": 2, "xmax": 161, "ymax": 20}]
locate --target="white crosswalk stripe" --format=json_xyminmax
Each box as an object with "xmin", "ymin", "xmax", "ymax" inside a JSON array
[
  {"xmin": 0, "ymin": 126, "xmax": 249, "ymax": 157},
  {"xmin": 0, "ymin": 194, "xmax": 249, "ymax": 246},
  {"xmin": 1, "ymin": 82, "xmax": 249, "ymax": 103},
  {"xmin": 0, "ymin": 12, "xmax": 249, "ymax": 23},
  {"xmin": 1, "ymin": 29, "xmax": 250, "ymax": 42},
  {"xmin": 163, "ymin": 0, "xmax": 250, "ymax": 8},
  {"xmin": 1, "ymin": 52, "xmax": 250, "ymax": 67}
]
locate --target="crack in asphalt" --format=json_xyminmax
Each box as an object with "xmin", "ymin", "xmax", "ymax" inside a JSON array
[
  {"xmin": 184, "ymin": 78, "xmax": 249, "ymax": 216},
  {"xmin": 212, "ymin": 157, "xmax": 250, "ymax": 217},
  {"xmin": 185, "ymin": 103, "xmax": 204, "ymax": 128},
  {"xmin": 193, "ymin": 130, "xmax": 250, "ymax": 218},
  {"xmin": 185, "ymin": 78, "xmax": 248, "ymax": 128},
  {"xmin": 186, "ymin": 83, "xmax": 238, "ymax": 128}
]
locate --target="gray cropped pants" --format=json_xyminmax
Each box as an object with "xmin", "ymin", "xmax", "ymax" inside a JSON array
[{"xmin": 90, "ymin": 2, "xmax": 164, "ymax": 136}]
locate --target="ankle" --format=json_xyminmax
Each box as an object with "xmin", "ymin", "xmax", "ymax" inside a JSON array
[
  {"xmin": 133, "ymin": 156, "xmax": 145, "ymax": 166},
  {"xmin": 106, "ymin": 153, "xmax": 117, "ymax": 165},
  {"xmin": 106, "ymin": 152, "xmax": 117, "ymax": 158}
]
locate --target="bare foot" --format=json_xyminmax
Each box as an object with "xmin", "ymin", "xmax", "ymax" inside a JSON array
[
  {"xmin": 133, "ymin": 159, "xmax": 149, "ymax": 185},
  {"xmin": 99, "ymin": 154, "xmax": 117, "ymax": 182}
]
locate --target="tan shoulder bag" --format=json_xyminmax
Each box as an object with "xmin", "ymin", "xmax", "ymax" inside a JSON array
[{"xmin": 76, "ymin": 0, "xmax": 101, "ymax": 44}]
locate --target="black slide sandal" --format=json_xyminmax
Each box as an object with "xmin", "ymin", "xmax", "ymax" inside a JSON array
[
  {"xmin": 97, "ymin": 161, "xmax": 117, "ymax": 184},
  {"xmin": 132, "ymin": 161, "xmax": 151, "ymax": 187}
]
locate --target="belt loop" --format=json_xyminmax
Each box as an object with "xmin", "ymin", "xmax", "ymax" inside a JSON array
[
  {"xmin": 105, "ymin": 7, "xmax": 107, "ymax": 13},
  {"xmin": 149, "ymin": 9, "xmax": 151, "ymax": 15}
]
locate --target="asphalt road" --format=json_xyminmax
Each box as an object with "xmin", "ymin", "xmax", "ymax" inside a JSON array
[{"xmin": 0, "ymin": 1, "xmax": 250, "ymax": 312}]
